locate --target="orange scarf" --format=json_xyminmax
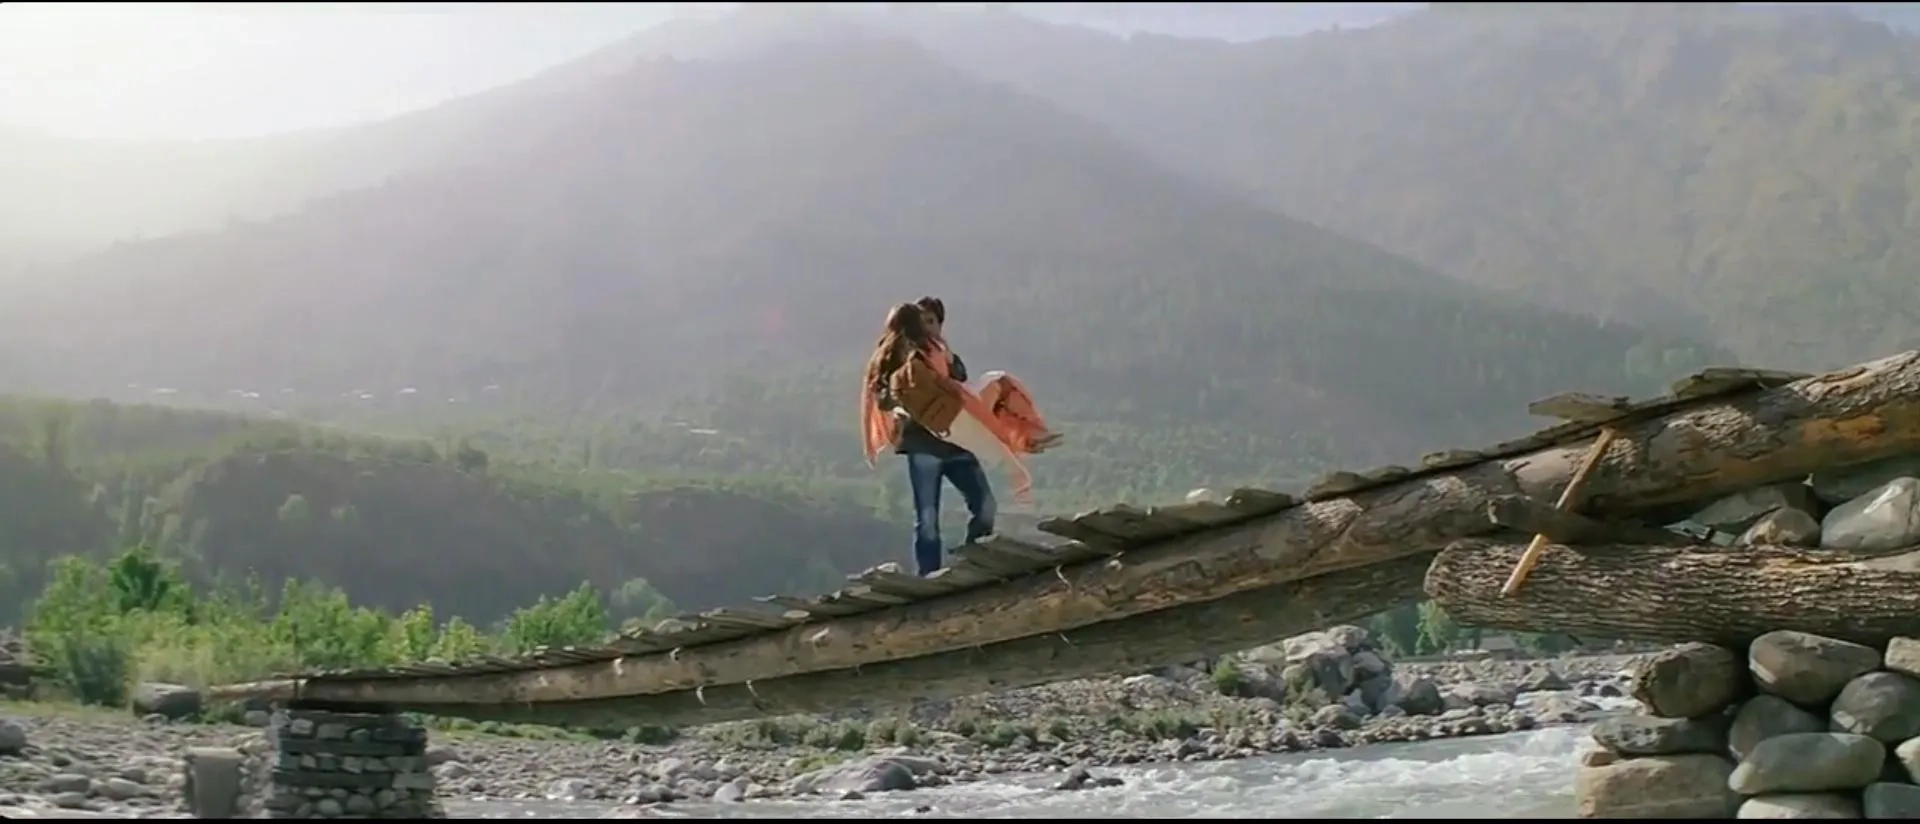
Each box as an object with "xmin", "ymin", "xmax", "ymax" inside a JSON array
[{"xmin": 860, "ymin": 343, "xmax": 1046, "ymax": 505}]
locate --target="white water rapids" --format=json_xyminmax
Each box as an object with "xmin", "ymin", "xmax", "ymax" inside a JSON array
[{"xmin": 454, "ymin": 712, "xmax": 1624, "ymax": 819}]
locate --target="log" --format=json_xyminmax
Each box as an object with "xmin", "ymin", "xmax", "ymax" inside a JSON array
[
  {"xmin": 1483, "ymin": 495, "xmax": 1692, "ymax": 546},
  {"xmin": 1426, "ymin": 539, "xmax": 1920, "ymax": 648},
  {"xmin": 285, "ymin": 350, "xmax": 1920, "ymax": 708},
  {"xmin": 306, "ymin": 554, "xmax": 1436, "ymax": 729}
]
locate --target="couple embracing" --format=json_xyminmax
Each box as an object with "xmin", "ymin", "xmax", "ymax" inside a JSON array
[{"xmin": 859, "ymin": 296, "xmax": 1062, "ymax": 577}]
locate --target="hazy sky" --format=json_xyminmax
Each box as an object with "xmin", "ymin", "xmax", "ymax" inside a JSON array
[
  {"xmin": 0, "ymin": 3, "xmax": 711, "ymax": 141},
  {"xmin": 0, "ymin": 2, "xmax": 1415, "ymax": 142}
]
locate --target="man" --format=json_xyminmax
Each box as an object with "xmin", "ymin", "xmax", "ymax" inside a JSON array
[{"xmin": 880, "ymin": 296, "xmax": 997, "ymax": 576}]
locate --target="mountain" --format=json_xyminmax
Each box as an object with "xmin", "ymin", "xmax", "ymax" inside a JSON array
[
  {"xmin": 834, "ymin": 4, "xmax": 1920, "ymax": 369},
  {"xmin": 0, "ymin": 36, "xmax": 1724, "ymax": 475}
]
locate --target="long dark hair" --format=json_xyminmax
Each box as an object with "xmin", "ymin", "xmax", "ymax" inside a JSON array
[{"xmin": 864, "ymin": 302, "xmax": 936, "ymax": 392}]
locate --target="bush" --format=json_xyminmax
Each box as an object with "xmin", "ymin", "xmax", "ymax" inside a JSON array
[{"xmin": 24, "ymin": 546, "xmax": 622, "ymax": 707}]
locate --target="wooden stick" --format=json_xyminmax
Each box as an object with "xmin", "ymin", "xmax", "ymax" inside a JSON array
[{"xmin": 1500, "ymin": 427, "xmax": 1621, "ymax": 598}]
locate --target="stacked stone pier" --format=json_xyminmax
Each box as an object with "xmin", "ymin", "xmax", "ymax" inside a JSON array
[
  {"xmin": 183, "ymin": 706, "xmax": 444, "ymax": 819},
  {"xmin": 1578, "ymin": 632, "xmax": 1920, "ymax": 818}
]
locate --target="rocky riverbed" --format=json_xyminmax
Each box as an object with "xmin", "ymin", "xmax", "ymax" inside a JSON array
[{"xmin": 0, "ymin": 629, "xmax": 1645, "ymax": 817}]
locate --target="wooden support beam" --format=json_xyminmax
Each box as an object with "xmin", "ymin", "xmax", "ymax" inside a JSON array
[
  {"xmin": 1427, "ymin": 539, "xmax": 1920, "ymax": 648},
  {"xmin": 1500, "ymin": 426, "xmax": 1620, "ymax": 597},
  {"xmin": 285, "ymin": 351, "xmax": 1920, "ymax": 708},
  {"xmin": 357, "ymin": 554, "xmax": 1435, "ymax": 729},
  {"xmin": 1483, "ymin": 495, "xmax": 1692, "ymax": 546}
]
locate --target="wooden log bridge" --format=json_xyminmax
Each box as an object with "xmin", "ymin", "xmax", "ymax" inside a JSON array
[{"xmin": 208, "ymin": 350, "xmax": 1920, "ymax": 729}]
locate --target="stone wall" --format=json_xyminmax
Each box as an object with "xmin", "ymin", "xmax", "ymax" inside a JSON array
[
  {"xmin": 1577, "ymin": 632, "xmax": 1920, "ymax": 818},
  {"xmin": 182, "ymin": 708, "xmax": 444, "ymax": 818}
]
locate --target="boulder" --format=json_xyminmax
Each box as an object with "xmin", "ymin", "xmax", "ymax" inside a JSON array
[
  {"xmin": 1524, "ymin": 691, "xmax": 1600, "ymax": 724},
  {"xmin": 1574, "ymin": 754, "xmax": 1740, "ymax": 818},
  {"xmin": 1311, "ymin": 703, "xmax": 1362, "ymax": 730},
  {"xmin": 1862, "ymin": 782, "xmax": 1920, "ymax": 819},
  {"xmin": 1736, "ymin": 794, "xmax": 1861, "ymax": 819},
  {"xmin": 1893, "ymin": 737, "xmax": 1920, "ymax": 782},
  {"xmin": 1739, "ymin": 507, "xmax": 1823, "ymax": 547},
  {"xmin": 1446, "ymin": 681, "xmax": 1518, "ymax": 709},
  {"xmin": 1886, "ymin": 637, "xmax": 1920, "ymax": 680},
  {"xmin": 1729, "ymin": 695, "xmax": 1829, "ymax": 762},
  {"xmin": 130, "ymin": 682, "xmax": 203, "ymax": 721},
  {"xmin": 1353, "ymin": 672, "xmax": 1396, "ymax": 714},
  {"xmin": 1052, "ymin": 763, "xmax": 1123, "ymax": 791},
  {"xmin": 1391, "ymin": 674, "xmax": 1444, "ymax": 716},
  {"xmin": 1264, "ymin": 626, "xmax": 1383, "ymax": 701},
  {"xmin": 1694, "ymin": 484, "xmax": 1821, "ymax": 532},
  {"xmin": 1592, "ymin": 714, "xmax": 1729, "ymax": 757},
  {"xmin": 1749, "ymin": 631, "xmax": 1882, "ymax": 707},
  {"xmin": 1519, "ymin": 667, "xmax": 1570, "ymax": 693},
  {"xmin": 1730, "ymin": 733, "xmax": 1886, "ymax": 795},
  {"xmin": 1830, "ymin": 672, "xmax": 1920, "ymax": 743},
  {"xmin": 0, "ymin": 718, "xmax": 25, "ymax": 756},
  {"xmin": 1634, "ymin": 642, "xmax": 1745, "ymax": 718},
  {"xmin": 1820, "ymin": 477, "xmax": 1920, "ymax": 552},
  {"xmin": 795, "ymin": 756, "xmax": 930, "ymax": 795},
  {"xmin": 183, "ymin": 747, "xmax": 244, "ymax": 819}
]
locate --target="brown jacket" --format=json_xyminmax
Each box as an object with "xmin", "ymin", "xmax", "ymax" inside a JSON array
[{"xmin": 888, "ymin": 353, "xmax": 964, "ymax": 436}]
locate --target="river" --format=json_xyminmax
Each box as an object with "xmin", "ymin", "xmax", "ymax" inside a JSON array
[{"xmin": 451, "ymin": 722, "xmax": 1599, "ymax": 819}]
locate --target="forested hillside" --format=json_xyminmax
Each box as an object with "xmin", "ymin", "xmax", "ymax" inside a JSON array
[{"xmin": 0, "ymin": 397, "xmax": 897, "ymax": 626}]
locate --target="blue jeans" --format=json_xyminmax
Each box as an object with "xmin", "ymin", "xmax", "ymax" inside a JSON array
[{"xmin": 905, "ymin": 452, "xmax": 996, "ymax": 576}]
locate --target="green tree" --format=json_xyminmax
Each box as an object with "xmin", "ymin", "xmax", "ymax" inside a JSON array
[
  {"xmin": 608, "ymin": 577, "xmax": 676, "ymax": 628},
  {"xmin": 107, "ymin": 544, "xmax": 189, "ymax": 616},
  {"xmin": 500, "ymin": 582, "xmax": 610, "ymax": 654},
  {"xmin": 276, "ymin": 493, "xmax": 312, "ymax": 524},
  {"xmin": 1416, "ymin": 601, "xmax": 1462, "ymax": 655}
]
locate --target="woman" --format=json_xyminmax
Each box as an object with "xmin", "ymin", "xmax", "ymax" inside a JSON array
[{"xmin": 860, "ymin": 302, "xmax": 1057, "ymax": 574}]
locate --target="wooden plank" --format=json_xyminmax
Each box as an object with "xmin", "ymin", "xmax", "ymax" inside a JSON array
[
  {"xmin": 269, "ymin": 349, "xmax": 1920, "ymax": 709},
  {"xmin": 1224, "ymin": 487, "xmax": 1295, "ymax": 513},
  {"xmin": 975, "ymin": 535, "xmax": 1059, "ymax": 562},
  {"xmin": 1361, "ymin": 465, "xmax": 1413, "ymax": 485},
  {"xmin": 1034, "ymin": 515, "xmax": 1125, "ymax": 546},
  {"xmin": 1527, "ymin": 391, "xmax": 1635, "ymax": 423},
  {"xmin": 1067, "ymin": 508, "xmax": 1166, "ymax": 543},
  {"xmin": 922, "ymin": 564, "xmax": 1000, "ymax": 589},
  {"xmin": 1304, "ymin": 470, "xmax": 1369, "ymax": 500},
  {"xmin": 1669, "ymin": 367, "xmax": 1813, "ymax": 399},
  {"xmin": 852, "ymin": 566, "xmax": 955, "ymax": 599},
  {"xmin": 698, "ymin": 608, "xmax": 796, "ymax": 631},
  {"xmin": 1145, "ymin": 501, "xmax": 1247, "ymax": 528},
  {"xmin": 1421, "ymin": 448, "xmax": 1486, "ymax": 470},
  {"xmin": 752, "ymin": 595, "xmax": 820, "ymax": 612},
  {"xmin": 829, "ymin": 589, "xmax": 907, "ymax": 610}
]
